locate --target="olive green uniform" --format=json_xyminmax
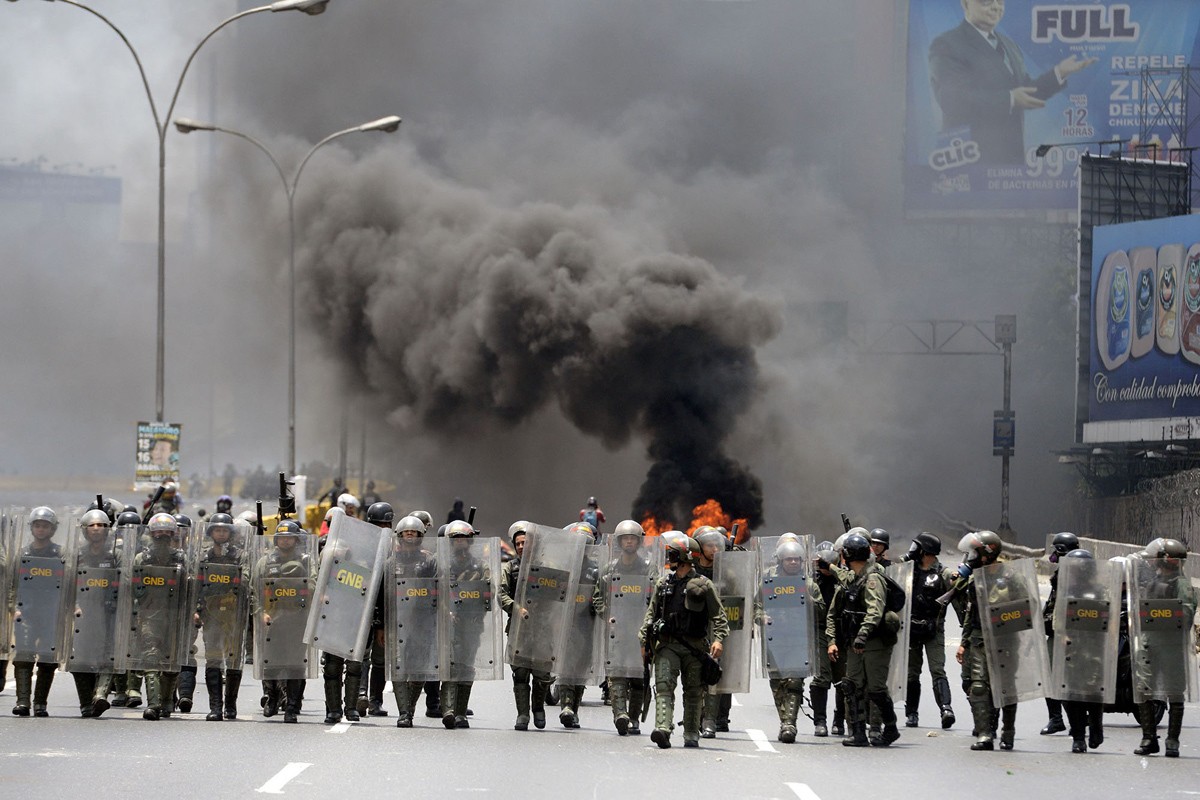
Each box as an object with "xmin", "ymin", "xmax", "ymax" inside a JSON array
[
  {"xmin": 593, "ymin": 552, "xmax": 655, "ymax": 734},
  {"xmin": 499, "ymin": 555, "xmax": 551, "ymax": 729},
  {"xmin": 640, "ymin": 567, "xmax": 729, "ymax": 747},
  {"xmin": 825, "ymin": 562, "xmax": 899, "ymax": 745}
]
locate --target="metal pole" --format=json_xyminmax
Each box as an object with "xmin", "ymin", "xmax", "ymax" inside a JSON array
[
  {"xmin": 1001, "ymin": 340, "xmax": 1012, "ymax": 531},
  {"xmin": 359, "ymin": 402, "xmax": 367, "ymax": 497}
]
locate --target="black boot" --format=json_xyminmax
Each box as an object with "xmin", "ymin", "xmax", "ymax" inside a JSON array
[
  {"xmin": 12, "ymin": 662, "xmax": 32, "ymax": 715},
  {"xmin": 810, "ymin": 686, "xmax": 828, "ymax": 737},
  {"xmin": 205, "ymin": 668, "xmax": 224, "ymax": 721},
  {"xmin": 842, "ymin": 692, "xmax": 869, "ymax": 747},
  {"xmin": 1041, "ymin": 697, "xmax": 1065, "ymax": 735},
  {"xmin": 1134, "ymin": 701, "xmax": 1160, "ymax": 755},
  {"xmin": 869, "ymin": 691, "xmax": 901, "ymax": 746},
  {"xmin": 904, "ymin": 681, "xmax": 921, "ymax": 728},
  {"xmin": 933, "ymin": 677, "xmax": 956, "ymax": 729},
  {"xmin": 224, "ymin": 670, "xmax": 241, "ymax": 720},
  {"xmin": 369, "ymin": 664, "xmax": 388, "ymax": 716},
  {"xmin": 177, "ymin": 666, "xmax": 197, "ymax": 713},
  {"xmin": 343, "ymin": 668, "xmax": 361, "ymax": 722},
  {"xmin": 970, "ymin": 700, "xmax": 995, "ymax": 750},
  {"xmin": 1165, "ymin": 702, "xmax": 1184, "ymax": 758},
  {"xmin": 999, "ymin": 704, "xmax": 1017, "ymax": 750},
  {"xmin": 32, "ymin": 663, "xmax": 56, "ymax": 717},
  {"xmin": 324, "ymin": 679, "xmax": 343, "ymax": 724},
  {"xmin": 1087, "ymin": 704, "xmax": 1104, "ymax": 750}
]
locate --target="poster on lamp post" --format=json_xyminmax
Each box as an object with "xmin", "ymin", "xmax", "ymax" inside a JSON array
[{"xmin": 135, "ymin": 421, "xmax": 182, "ymax": 489}]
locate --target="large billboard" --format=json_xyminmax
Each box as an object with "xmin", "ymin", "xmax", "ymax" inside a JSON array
[
  {"xmin": 1085, "ymin": 215, "xmax": 1200, "ymax": 443},
  {"xmin": 905, "ymin": 1, "xmax": 1200, "ymax": 217}
]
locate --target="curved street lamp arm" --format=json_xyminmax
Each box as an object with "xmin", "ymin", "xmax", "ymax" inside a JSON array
[
  {"xmin": 162, "ymin": 4, "xmax": 276, "ymax": 138},
  {"xmin": 289, "ymin": 125, "xmax": 361, "ymax": 200},
  {"xmin": 55, "ymin": 0, "xmax": 161, "ymax": 131}
]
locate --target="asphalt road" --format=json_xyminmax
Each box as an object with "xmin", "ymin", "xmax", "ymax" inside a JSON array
[{"xmin": 1, "ymin": 650, "xmax": 1196, "ymax": 800}]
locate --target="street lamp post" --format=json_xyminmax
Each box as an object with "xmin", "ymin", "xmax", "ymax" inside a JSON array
[
  {"xmin": 7, "ymin": 0, "xmax": 331, "ymax": 423},
  {"xmin": 174, "ymin": 115, "xmax": 402, "ymax": 475}
]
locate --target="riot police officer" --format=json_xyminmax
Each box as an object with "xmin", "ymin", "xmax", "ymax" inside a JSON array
[
  {"xmin": 194, "ymin": 513, "xmax": 247, "ymax": 721},
  {"xmin": 135, "ymin": 513, "xmax": 188, "ymax": 721},
  {"xmin": 11, "ymin": 507, "xmax": 65, "ymax": 717},
  {"xmin": 1041, "ymin": 531, "xmax": 1079, "ymax": 736},
  {"xmin": 809, "ymin": 541, "xmax": 842, "ymax": 737},
  {"xmin": 593, "ymin": 520, "xmax": 655, "ymax": 736},
  {"xmin": 66, "ymin": 509, "xmax": 120, "ymax": 717},
  {"xmin": 439, "ymin": 520, "xmax": 492, "ymax": 729},
  {"xmin": 825, "ymin": 532, "xmax": 900, "ymax": 747},
  {"xmin": 358, "ymin": 501, "xmax": 394, "ymax": 718},
  {"xmin": 557, "ymin": 521, "xmax": 600, "ymax": 728},
  {"xmin": 903, "ymin": 532, "xmax": 959, "ymax": 729},
  {"xmin": 253, "ymin": 520, "xmax": 314, "ymax": 724},
  {"xmin": 500, "ymin": 522, "xmax": 552, "ymax": 731},
  {"xmin": 869, "ymin": 529, "xmax": 892, "ymax": 568},
  {"xmin": 1130, "ymin": 538, "xmax": 1197, "ymax": 758},
  {"xmin": 640, "ymin": 535, "xmax": 729, "ymax": 749},
  {"xmin": 953, "ymin": 530, "xmax": 1013, "ymax": 750},
  {"xmin": 386, "ymin": 515, "xmax": 439, "ymax": 727}
]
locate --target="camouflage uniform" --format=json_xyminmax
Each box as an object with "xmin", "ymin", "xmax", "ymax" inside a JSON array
[{"xmin": 640, "ymin": 566, "xmax": 729, "ymax": 748}]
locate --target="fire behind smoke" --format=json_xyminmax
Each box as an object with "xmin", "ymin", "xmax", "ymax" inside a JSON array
[{"xmin": 641, "ymin": 498, "xmax": 749, "ymax": 544}]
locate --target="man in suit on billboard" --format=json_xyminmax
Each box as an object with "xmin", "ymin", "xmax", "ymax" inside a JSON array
[{"xmin": 929, "ymin": 0, "xmax": 1096, "ymax": 164}]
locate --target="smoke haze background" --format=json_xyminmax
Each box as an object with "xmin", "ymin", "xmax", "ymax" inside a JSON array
[{"xmin": 0, "ymin": 1, "xmax": 1076, "ymax": 542}]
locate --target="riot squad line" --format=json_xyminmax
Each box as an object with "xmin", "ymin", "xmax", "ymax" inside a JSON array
[{"xmin": 1, "ymin": 496, "xmax": 1196, "ymax": 755}]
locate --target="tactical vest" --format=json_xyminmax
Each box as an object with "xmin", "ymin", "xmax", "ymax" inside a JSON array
[{"xmin": 660, "ymin": 574, "xmax": 709, "ymax": 640}]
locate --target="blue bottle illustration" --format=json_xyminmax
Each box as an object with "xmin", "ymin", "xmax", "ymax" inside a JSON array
[
  {"xmin": 1130, "ymin": 247, "xmax": 1155, "ymax": 358},
  {"xmin": 1181, "ymin": 245, "xmax": 1200, "ymax": 365},
  {"xmin": 1096, "ymin": 250, "xmax": 1131, "ymax": 371}
]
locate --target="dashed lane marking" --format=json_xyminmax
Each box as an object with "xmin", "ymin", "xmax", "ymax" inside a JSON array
[
  {"xmin": 326, "ymin": 722, "xmax": 351, "ymax": 734},
  {"xmin": 786, "ymin": 783, "xmax": 822, "ymax": 800},
  {"xmin": 256, "ymin": 762, "xmax": 312, "ymax": 794},
  {"xmin": 745, "ymin": 728, "xmax": 777, "ymax": 753}
]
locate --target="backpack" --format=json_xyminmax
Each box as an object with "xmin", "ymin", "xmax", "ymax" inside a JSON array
[
  {"xmin": 582, "ymin": 509, "xmax": 599, "ymax": 529},
  {"xmin": 881, "ymin": 573, "xmax": 907, "ymax": 613}
]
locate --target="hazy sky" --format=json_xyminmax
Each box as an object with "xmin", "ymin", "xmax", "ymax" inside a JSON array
[{"xmin": 0, "ymin": 1, "xmax": 1079, "ymax": 543}]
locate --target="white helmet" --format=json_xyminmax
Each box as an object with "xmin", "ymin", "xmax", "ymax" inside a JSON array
[
  {"xmin": 337, "ymin": 493, "xmax": 361, "ymax": 513},
  {"xmin": 395, "ymin": 515, "xmax": 425, "ymax": 536}
]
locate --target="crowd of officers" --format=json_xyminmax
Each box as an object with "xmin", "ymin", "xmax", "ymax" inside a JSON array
[{"xmin": 2, "ymin": 496, "xmax": 1196, "ymax": 758}]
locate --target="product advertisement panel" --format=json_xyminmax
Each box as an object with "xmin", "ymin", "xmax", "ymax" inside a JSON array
[
  {"xmin": 905, "ymin": 1, "xmax": 1200, "ymax": 216},
  {"xmin": 1089, "ymin": 215, "xmax": 1200, "ymax": 432}
]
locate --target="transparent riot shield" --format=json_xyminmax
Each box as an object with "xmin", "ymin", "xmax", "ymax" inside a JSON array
[
  {"xmin": 193, "ymin": 536, "xmax": 250, "ymax": 671},
  {"xmin": 975, "ymin": 558, "xmax": 1049, "ymax": 707},
  {"xmin": 712, "ymin": 549, "xmax": 757, "ymax": 693},
  {"xmin": 757, "ymin": 535, "xmax": 816, "ymax": 680},
  {"xmin": 384, "ymin": 533, "xmax": 440, "ymax": 683},
  {"xmin": 600, "ymin": 538, "xmax": 659, "ymax": 679},
  {"xmin": 0, "ymin": 511, "xmax": 16, "ymax": 662},
  {"xmin": 438, "ymin": 536, "xmax": 501, "ymax": 682},
  {"xmin": 251, "ymin": 533, "xmax": 318, "ymax": 681},
  {"xmin": 62, "ymin": 526, "xmax": 121, "ymax": 673},
  {"xmin": 1127, "ymin": 557, "xmax": 1199, "ymax": 703},
  {"xmin": 884, "ymin": 561, "xmax": 914, "ymax": 702},
  {"xmin": 114, "ymin": 532, "xmax": 188, "ymax": 672},
  {"xmin": 1049, "ymin": 556, "xmax": 1120, "ymax": 703},
  {"xmin": 303, "ymin": 510, "xmax": 389, "ymax": 661},
  {"xmin": 505, "ymin": 525, "xmax": 585, "ymax": 673},
  {"xmin": 12, "ymin": 511, "xmax": 69, "ymax": 663},
  {"xmin": 557, "ymin": 544, "xmax": 605, "ymax": 686}
]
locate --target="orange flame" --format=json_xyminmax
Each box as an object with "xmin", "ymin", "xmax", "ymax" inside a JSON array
[
  {"xmin": 640, "ymin": 500, "xmax": 749, "ymax": 543},
  {"xmin": 639, "ymin": 515, "xmax": 673, "ymax": 537}
]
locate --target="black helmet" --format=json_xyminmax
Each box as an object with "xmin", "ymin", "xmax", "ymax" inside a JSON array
[
  {"xmin": 216, "ymin": 495, "xmax": 233, "ymax": 512},
  {"xmin": 1063, "ymin": 548, "xmax": 1093, "ymax": 560},
  {"xmin": 913, "ymin": 532, "xmax": 941, "ymax": 556},
  {"xmin": 842, "ymin": 532, "xmax": 872, "ymax": 563},
  {"xmin": 366, "ymin": 502, "xmax": 395, "ymax": 526},
  {"xmin": 206, "ymin": 513, "xmax": 234, "ymax": 536},
  {"xmin": 275, "ymin": 520, "xmax": 304, "ymax": 537},
  {"xmin": 869, "ymin": 528, "xmax": 890, "ymax": 547},
  {"xmin": 174, "ymin": 513, "xmax": 193, "ymax": 530},
  {"xmin": 116, "ymin": 510, "xmax": 142, "ymax": 528},
  {"xmin": 1049, "ymin": 532, "xmax": 1079, "ymax": 562}
]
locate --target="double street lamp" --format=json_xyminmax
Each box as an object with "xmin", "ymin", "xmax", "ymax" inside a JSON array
[
  {"xmin": 175, "ymin": 115, "xmax": 402, "ymax": 475},
  {"xmin": 7, "ymin": 0, "xmax": 331, "ymax": 423}
]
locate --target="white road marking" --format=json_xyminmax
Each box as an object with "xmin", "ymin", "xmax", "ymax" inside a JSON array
[
  {"xmin": 730, "ymin": 696, "xmax": 741, "ymax": 706},
  {"xmin": 326, "ymin": 722, "xmax": 351, "ymax": 734},
  {"xmin": 786, "ymin": 782, "xmax": 822, "ymax": 800},
  {"xmin": 745, "ymin": 728, "xmax": 777, "ymax": 753},
  {"xmin": 256, "ymin": 762, "xmax": 312, "ymax": 794}
]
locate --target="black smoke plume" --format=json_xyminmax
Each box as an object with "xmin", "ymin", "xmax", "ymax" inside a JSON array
[{"xmin": 295, "ymin": 146, "xmax": 779, "ymax": 527}]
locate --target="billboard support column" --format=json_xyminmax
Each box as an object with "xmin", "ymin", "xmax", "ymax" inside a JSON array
[{"xmin": 995, "ymin": 315, "xmax": 1017, "ymax": 538}]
